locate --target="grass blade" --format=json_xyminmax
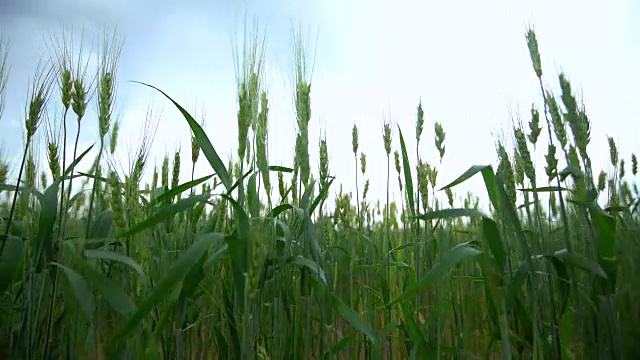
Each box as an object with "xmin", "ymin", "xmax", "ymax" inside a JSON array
[
  {"xmin": 518, "ymin": 186, "xmax": 571, "ymax": 193},
  {"xmin": 134, "ymin": 81, "xmax": 231, "ymax": 191},
  {"xmin": 439, "ymin": 165, "xmax": 499, "ymax": 211},
  {"xmin": 589, "ymin": 207, "xmax": 617, "ymax": 294},
  {"xmin": 68, "ymin": 250, "xmax": 137, "ymax": 318},
  {"xmin": 267, "ymin": 204, "xmax": 294, "ymax": 219},
  {"xmin": 278, "ymin": 255, "xmax": 327, "ymax": 285},
  {"xmin": 415, "ymin": 208, "xmax": 486, "ymax": 221},
  {"xmin": 388, "ymin": 242, "xmax": 482, "ymax": 307},
  {"xmin": 148, "ymin": 174, "xmax": 213, "ymax": 207},
  {"xmin": 268, "ymin": 165, "xmax": 294, "ymax": 173},
  {"xmin": 322, "ymin": 284, "xmax": 381, "ymax": 359},
  {"xmin": 397, "ymin": 125, "xmax": 415, "ymax": 217},
  {"xmin": 247, "ymin": 172, "xmax": 259, "ymax": 218},
  {"xmin": 84, "ymin": 249, "xmax": 146, "ymax": 279},
  {"xmin": 551, "ymin": 248, "xmax": 607, "ymax": 279},
  {"xmin": 481, "ymin": 217, "xmax": 507, "ymax": 274},
  {"xmin": 104, "ymin": 233, "xmax": 221, "ymax": 352},
  {"xmin": 59, "ymin": 144, "xmax": 95, "ymax": 181},
  {"xmin": 117, "ymin": 193, "xmax": 211, "ymax": 238},
  {"xmin": 310, "ymin": 177, "xmax": 334, "ymax": 215},
  {"xmin": 88, "ymin": 210, "xmax": 114, "ymax": 240},
  {"xmin": 34, "ymin": 182, "xmax": 59, "ymax": 271},
  {"xmin": 0, "ymin": 235, "xmax": 23, "ymax": 292},
  {"xmin": 323, "ymin": 334, "xmax": 356, "ymax": 359},
  {"xmin": 51, "ymin": 262, "xmax": 94, "ymax": 321}
]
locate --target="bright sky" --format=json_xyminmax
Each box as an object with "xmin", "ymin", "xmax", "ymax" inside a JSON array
[{"xmin": 1, "ymin": 0, "xmax": 639, "ymax": 210}]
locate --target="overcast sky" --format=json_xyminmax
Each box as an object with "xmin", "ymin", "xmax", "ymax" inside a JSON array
[{"xmin": 1, "ymin": 0, "xmax": 639, "ymax": 209}]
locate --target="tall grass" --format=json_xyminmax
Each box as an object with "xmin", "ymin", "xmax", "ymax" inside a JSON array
[
  {"xmin": 0, "ymin": 32, "xmax": 9, "ymax": 120},
  {"xmin": 0, "ymin": 22, "xmax": 639, "ymax": 360}
]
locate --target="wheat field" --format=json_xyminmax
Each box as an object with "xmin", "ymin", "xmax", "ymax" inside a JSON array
[{"xmin": 0, "ymin": 19, "xmax": 639, "ymax": 360}]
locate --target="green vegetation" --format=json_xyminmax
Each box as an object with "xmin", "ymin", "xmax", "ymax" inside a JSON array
[{"xmin": 0, "ymin": 21, "xmax": 639, "ymax": 360}]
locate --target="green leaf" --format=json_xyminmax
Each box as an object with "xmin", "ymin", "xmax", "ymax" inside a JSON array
[
  {"xmin": 323, "ymin": 334, "xmax": 356, "ymax": 359},
  {"xmin": 506, "ymin": 260, "xmax": 531, "ymax": 307},
  {"xmin": 104, "ymin": 233, "xmax": 221, "ymax": 352},
  {"xmin": 401, "ymin": 305, "xmax": 434, "ymax": 359},
  {"xmin": 60, "ymin": 144, "xmax": 95, "ymax": 180},
  {"xmin": 439, "ymin": 165, "xmax": 500, "ymax": 211},
  {"xmin": 415, "ymin": 208, "xmax": 486, "ymax": 222},
  {"xmin": 397, "ymin": 126, "xmax": 415, "ymax": 217},
  {"xmin": 297, "ymin": 204, "xmax": 323, "ymax": 264},
  {"xmin": 588, "ymin": 206, "xmax": 617, "ymax": 294},
  {"xmin": 0, "ymin": 235, "xmax": 24, "ymax": 292},
  {"xmin": 300, "ymin": 179, "xmax": 316, "ymax": 212},
  {"xmin": 310, "ymin": 177, "xmax": 334, "ymax": 215},
  {"xmin": 134, "ymin": 81, "xmax": 231, "ymax": 191},
  {"xmin": 34, "ymin": 181, "xmax": 59, "ymax": 272},
  {"xmin": 323, "ymin": 285, "xmax": 380, "ymax": 358},
  {"xmin": 0, "ymin": 183, "xmax": 43, "ymax": 201},
  {"xmin": 176, "ymin": 248, "xmax": 210, "ymax": 323},
  {"xmin": 559, "ymin": 308, "xmax": 574, "ymax": 359},
  {"xmin": 389, "ymin": 261, "xmax": 410, "ymax": 268},
  {"xmin": 52, "ymin": 262, "xmax": 94, "ymax": 321},
  {"xmin": 275, "ymin": 256, "xmax": 327, "ymax": 285},
  {"xmin": 148, "ymin": 174, "xmax": 213, "ymax": 207},
  {"xmin": 77, "ymin": 172, "xmax": 115, "ymax": 186},
  {"xmin": 518, "ymin": 186, "xmax": 571, "ymax": 193},
  {"xmin": 88, "ymin": 210, "xmax": 114, "ymax": 240},
  {"xmin": 551, "ymin": 248, "xmax": 607, "ymax": 279},
  {"xmin": 225, "ymin": 168, "xmax": 253, "ymax": 196},
  {"xmin": 481, "ymin": 217, "xmax": 507, "ymax": 274},
  {"xmin": 268, "ymin": 165, "xmax": 294, "ymax": 173},
  {"xmin": 439, "ymin": 165, "xmax": 486, "ymax": 190},
  {"xmin": 512, "ymin": 297, "xmax": 534, "ymax": 347},
  {"xmin": 247, "ymin": 172, "xmax": 259, "ymax": 218},
  {"xmin": 381, "ymin": 321, "xmax": 397, "ymax": 338},
  {"xmin": 219, "ymin": 195, "xmax": 250, "ymax": 310},
  {"xmin": 267, "ymin": 204, "xmax": 294, "ymax": 219},
  {"xmin": 213, "ymin": 326, "xmax": 229, "ymax": 360},
  {"xmin": 279, "ymin": 186, "xmax": 292, "ymax": 205},
  {"xmin": 495, "ymin": 176, "xmax": 534, "ymax": 264},
  {"xmin": 604, "ymin": 205, "xmax": 628, "ymax": 214},
  {"xmin": 0, "ymin": 183, "xmax": 23, "ymax": 192},
  {"xmin": 386, "ymin": 242, "xmax": 417, "ymax": 257},
  {"xmin": 84, "ymin": 249, "xmax": 146, "ymax": 279},
  {"xmin": 558, "ymin": 164, "xmax": 582, "ymax": 181},
  {"xmin": 68, "ymin": 250, "xmax": 136, "ymax": 318},
  {"xmin": 547, "ymin": 256, "xmax": 570, "ymax": 317},
  {"xmin": 203, "ymin": 243, "xmax": 229, "ymax": 269},
  {"xmin": 388, "ymin": 243, "xmax": 482, "ymax": 307},
  {"xmin": 190, "ymin": 201, "xmax": 207, "ymax": 225},
  {"xmin": 117, "ymin": 194, "xmax": 211, "ymax": 238}
]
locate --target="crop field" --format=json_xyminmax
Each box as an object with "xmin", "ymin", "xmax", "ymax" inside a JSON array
[{"xmin": 0, "ymin": 17, "xmax": 639, "ymax": 360}]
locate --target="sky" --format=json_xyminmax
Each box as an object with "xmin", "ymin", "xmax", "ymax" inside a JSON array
[{"xmin": 0, "ymin": 0, "xmax": 639, "ymax": 211}]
